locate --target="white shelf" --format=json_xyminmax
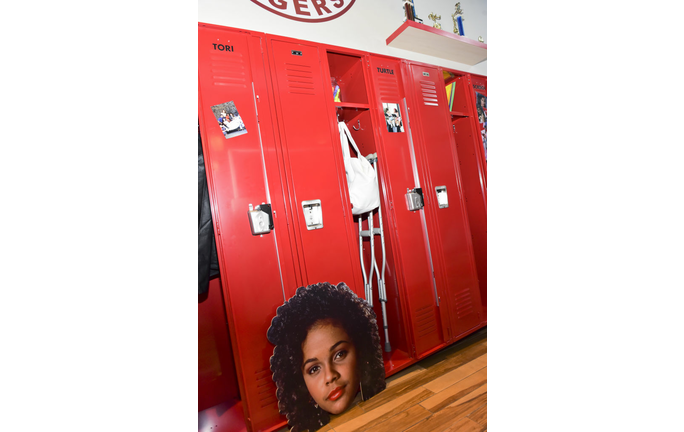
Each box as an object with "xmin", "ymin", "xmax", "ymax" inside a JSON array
[{"xmin": 386, "ymin": 21, "xmax": 487, "ymax": 66}]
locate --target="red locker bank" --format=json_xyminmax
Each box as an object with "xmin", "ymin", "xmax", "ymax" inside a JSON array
[
  {"xmin": 365, "ymin": 55, "xmax": 485, "ymax": 359},
  {"xmin": 198, "ymin": 23, "xmax": 486, "ymax": 432}
]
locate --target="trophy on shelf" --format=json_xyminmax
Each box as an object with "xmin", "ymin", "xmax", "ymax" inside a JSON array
[
  {"xmin": 428, "ymin": 13, "xmax": 442, "ymax": 29},
  {"xmin": 451, "ymin": 2, "xmax": 465, "ymax": 36},
  {"xmin": 402, "ymin": 0, "xmax": 423, "ymax": 24}
]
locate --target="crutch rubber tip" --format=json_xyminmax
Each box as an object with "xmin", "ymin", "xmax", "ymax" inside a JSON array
[{"xmin": 384, "ymin": 342, "xmax": 392, "ymax": 352}]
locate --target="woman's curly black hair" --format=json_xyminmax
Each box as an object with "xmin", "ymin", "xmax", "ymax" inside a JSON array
[{"xmin": 267, "ymin": 282, "xmax": 386, "ymax": 432}]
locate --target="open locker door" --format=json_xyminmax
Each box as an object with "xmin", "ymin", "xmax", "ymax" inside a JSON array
[
  {"xmin": 448, "ymin": 71, "xmax": 487, "ymax": 318},
  {"xmin": 402, "ymin": 61, "xmax": 485, "ymax": 339}
]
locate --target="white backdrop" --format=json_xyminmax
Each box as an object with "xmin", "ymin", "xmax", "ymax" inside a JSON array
[{"xmin": 199, "ymin": 0, "xmax": 487, "ymax": 75}]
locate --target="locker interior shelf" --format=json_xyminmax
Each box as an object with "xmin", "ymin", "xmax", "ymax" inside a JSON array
[
  {"xmin": 386, "ymin": 20, "xmax": 487, "ymax": 65},
  {"xmin": 334, "ymin": 102, "xmax": 370, "ymax": 109},
  {"xmin": 450, "ymin": 110, "xmax": 469, "ymax": 117}
]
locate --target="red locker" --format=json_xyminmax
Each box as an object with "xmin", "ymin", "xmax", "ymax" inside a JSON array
[
  {"xmin": 264, "ymin": 36, "xmax": 364, "ymax": 297},
  {"xmin": 198, "ymin": 24, "xmax": 294, "ymax": 431},
  {"xmin": 402, "ymin": 61, "xmax": 484, "ymax": 340},
  {"xmin": 320, "ymin": 48, "xmax": 415, "ymax": 373},
  {"xmin": 366, "ymin": 55, "xmax": 448, "ymax": 359}
]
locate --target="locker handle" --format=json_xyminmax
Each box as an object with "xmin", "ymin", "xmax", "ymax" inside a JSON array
[
  {"xmin": 301, "ymin": 200, "xmax": 323, "ymax": 230},
  {"xmin": 435, "ymin": 186, "xmax": 448, "ymax": 208},
  {"xmin": 248, "ymin": 203, "xmax": 273, "ymax": 235},
  {"xmin": 405, "ymin": 188, "xmax": 424, "ymax": 211}
]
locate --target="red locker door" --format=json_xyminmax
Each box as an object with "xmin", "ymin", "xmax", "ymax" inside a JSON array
[
  {"xmin": 452, "ymin": 73, "xmax": 487, "ymax": 316},
  {"xmin": 266, "ymin": 37, "xmax": 363, "ymax": 296},
  {"xmin": 404, "ymin": 62, "xmax": 484, "ymax": 338},
  {"xmin": 367, "ymin": 56, "xmax": 446, "ymax": 358},
  {"xmin": 198, "ymin": 24, "xmax": 295, "ymax": 432}
]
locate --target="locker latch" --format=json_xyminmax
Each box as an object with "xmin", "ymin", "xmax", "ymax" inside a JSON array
[
  {"xmin": 435, "ymin": 186, "xmax": 449, "ymax": 208},
  {"xmin": 405, "ymin": 188, "xmax": 424, "ymax": 211},
  {"xmin": 301, "ymin": 199, "xmax": 323, "ymax": 230},
  {"xmin": 248, "ymin": 203, "xmax": 273, "ymax": 236}
]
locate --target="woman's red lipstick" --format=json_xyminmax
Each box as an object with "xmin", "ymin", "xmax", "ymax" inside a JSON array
[{"xmin": 328, "ymin": 386, "xmax": 344, "ymax": 401}]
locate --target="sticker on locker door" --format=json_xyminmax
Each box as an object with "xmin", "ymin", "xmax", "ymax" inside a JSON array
[
  {"xmin": 211, "ymin": 100, "xmax": 248, "ymax": 139},
  {"xmin": 383, "ymin": 103, "xmax": 405, "ymax": 133}
]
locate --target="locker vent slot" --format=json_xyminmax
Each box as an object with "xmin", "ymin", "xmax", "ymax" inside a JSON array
[
  {"xmin": 210, "ymin": 53, "xmax": 248, "ymax": 88},
  {"xmin": 255, "ymin": 366, "xmax": 278, "ymax": 408},
  {"xmin": 454, "ymin": 289, "xmax": 474, "ymax": 318},
  {"xmin": 414, "ymin": 305, "xmax": 438, "ymax": 338},
  {"xmin": 376, "ymin": 74, "xmax": 399, "ymax": 101},
  {"xmin": 284, "ymin": 63, "xmax": 315, "ymax": 95},
  {"xmin": 420, "ymin": 80, "xmax": 439, "ymax": 106}
]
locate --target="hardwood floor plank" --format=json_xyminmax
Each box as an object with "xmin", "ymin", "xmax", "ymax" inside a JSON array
[
  {"xmin": 326, "ymin": 403, "xmax": 366, "ymax": 429},
  {"xmin": 332, "ymin": 387, "xmax": 434, "ymax": 432},
  {"xmin": 386, "ymin": 364, "xmax": 427, "ymax": 389},
  {"xmin": 405, "ymin": 391, "xmax": 487, "ymax": 432},
  {"xmin": 422, "ymin": 354, "xmax": 487, "ymax": 394},
  {"xmin": 418, "ymin": 329, "xmax": 487, "ymax": 370},
  {"xmin": 441, "ymin": 417, "xmax": 485, "ymax": 432},
  {"xmin": 420, "ymin": 369, "xmax": 487, "ymax": 412},
  {"xmin": 466, "ymin": 401, "xmax": 487, "ymax": 428},
  {"xmin": 361, "ymin": 340, "xmax": 487, "ymax": 412},
  {"xmin": 361, "ymin": 404, "xmax": 432, "ymax": 432}
]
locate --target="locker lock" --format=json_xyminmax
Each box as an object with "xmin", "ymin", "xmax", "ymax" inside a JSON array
[
  {"xmin": 248, "ymin": 203, "xmax": 273, "ymax": 235},
  {"xmin": 405, "ymin": 188, "xmax": 424, "ymax": 211}
]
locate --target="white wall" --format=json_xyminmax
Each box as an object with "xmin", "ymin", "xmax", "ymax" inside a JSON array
[{"xmin": 199, "ymin": 0, "xmax": 487, "ymax": 75}]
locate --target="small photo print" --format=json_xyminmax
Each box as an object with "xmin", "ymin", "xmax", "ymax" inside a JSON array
[
  {"xmin": 383, "ymin": 103, "xmax": 404, "ymax": 133},
  {"xmin": 210, "ymin": 101, "xmax": 247, "ymax": 139}
]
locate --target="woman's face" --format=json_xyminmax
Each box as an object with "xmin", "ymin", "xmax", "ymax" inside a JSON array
[{"xmin": 301, "ymin": 319, "xmax": 359, "ymax": 415}]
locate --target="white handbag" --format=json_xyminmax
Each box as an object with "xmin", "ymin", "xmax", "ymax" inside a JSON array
[{"xmin": 339, "ymin": 121, "xmax": 381, "ymax": 215}]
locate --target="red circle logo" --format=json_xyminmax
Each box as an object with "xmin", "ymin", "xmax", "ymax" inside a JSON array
[{"xmin": 250, "ymin": 0, "xmax": 357, "ymax": 23}]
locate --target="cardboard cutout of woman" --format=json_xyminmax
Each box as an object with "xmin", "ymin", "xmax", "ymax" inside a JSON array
[{"xmin": 267, "ymin": 282, "xmax": 387, "ymax": 432}]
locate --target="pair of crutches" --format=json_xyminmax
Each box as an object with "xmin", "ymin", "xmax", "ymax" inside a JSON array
[{"xmin": 358, "ymin": 154, "xmax": 392, "ymax": 353}]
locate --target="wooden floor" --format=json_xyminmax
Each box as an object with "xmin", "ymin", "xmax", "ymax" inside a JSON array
[{"xmin": 278, "ymin": 327, "xmax": 487, "ymax": 432}]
